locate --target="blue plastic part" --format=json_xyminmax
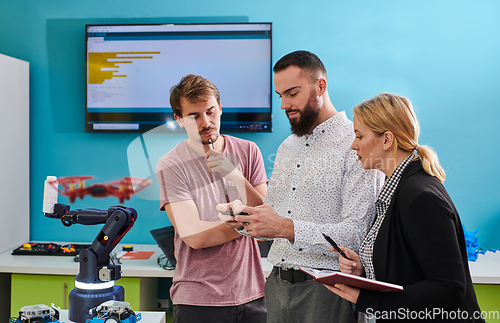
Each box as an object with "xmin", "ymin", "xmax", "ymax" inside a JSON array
[
  {"xmin": 463, "ymin": 226, "xmax": 480, "ymax": 261},
  {"xmin": 10, "ymin": 319, "xmax": 59, "ymax": 323},
  {"xmin": 86, "ymin": 313, "xmax": 141, "ymax": 323},
  {"xmin": 10, "ymin": 313, "xmax": 60, "ymax": 323},
  {"xmin": 463, "ymin": 226, "xmax": 500, "ymax": 261}
]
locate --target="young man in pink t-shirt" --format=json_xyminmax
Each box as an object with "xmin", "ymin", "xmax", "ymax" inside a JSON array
[{"xmin": 156, "ymin": 74, "xmax": 268, "ymax": 322}]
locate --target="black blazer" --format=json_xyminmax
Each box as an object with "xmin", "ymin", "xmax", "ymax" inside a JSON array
[{"xmin": 357, "ymin": 161, "xmax": 484, "ymax": 322}]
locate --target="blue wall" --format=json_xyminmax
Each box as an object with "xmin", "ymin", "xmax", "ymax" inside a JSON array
[{"xmin": 1, "ymin": 0, "xmax": 499, "ymax": 248}]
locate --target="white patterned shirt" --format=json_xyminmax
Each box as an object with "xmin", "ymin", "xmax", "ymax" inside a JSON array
[{"xmin": 266, "ymin": 112, "xmax": 385, "ymax": 270}]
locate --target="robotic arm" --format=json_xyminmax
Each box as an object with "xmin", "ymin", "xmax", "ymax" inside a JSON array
[{"xmin": 45, "ymin": 203, "xmax": 137, "ymax": 284}]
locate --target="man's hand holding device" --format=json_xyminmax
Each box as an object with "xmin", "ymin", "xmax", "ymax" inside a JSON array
[{"xmin": 217, "ymin": 200, "xmax": 248, "ymax": 230}]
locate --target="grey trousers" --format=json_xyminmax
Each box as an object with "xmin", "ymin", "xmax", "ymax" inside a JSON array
[{"xmin": 265, "ymin": 269, "xmax": 358, "ymax": 323}]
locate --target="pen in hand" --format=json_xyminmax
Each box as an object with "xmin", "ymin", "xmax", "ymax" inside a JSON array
[
  {"xmin": 322, "ymin": 233, "xmax": 353, "ymax": 261},
  {"xmin": 208, "ymin": 139, "xmax": 230, "ymax": 203},
  {"xmin": 207, "ymin": 139, "xmax": 215, "ymax": 182}
]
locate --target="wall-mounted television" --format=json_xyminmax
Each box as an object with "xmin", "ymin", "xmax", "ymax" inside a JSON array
[{"xmin": 85, "ymin": 22, "xmax": 272, "ymax": 133}]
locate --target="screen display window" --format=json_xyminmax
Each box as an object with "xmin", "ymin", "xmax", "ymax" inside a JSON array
[{"xmin": 85, "ymin": 23, "xmax": 272, "ymax": 132}]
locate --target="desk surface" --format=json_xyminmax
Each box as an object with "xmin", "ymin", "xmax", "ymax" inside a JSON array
[
  {"xmin": 0, "ymin": 243, "xmax": 274, "ymax": 278},
  {"xmin": 467, "ymin": 251, "xmax": 500, "ymax": 284},
  {"xmin": 1, "ymin": 243, "xmax": 497, "ymax": 284}
]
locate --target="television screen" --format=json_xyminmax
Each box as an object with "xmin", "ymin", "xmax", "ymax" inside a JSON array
[{"xmin": 85, "ymin": 22, "xmax": 272, "ymax": 133}]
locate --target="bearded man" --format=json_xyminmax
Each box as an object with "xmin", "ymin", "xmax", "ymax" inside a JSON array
[{"xmin": 220, "ymin": 50, "xmax": 385, "ymax": 323}]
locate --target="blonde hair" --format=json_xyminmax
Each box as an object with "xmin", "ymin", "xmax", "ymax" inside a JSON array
[{"xmin": 353, "ymin": 93, "xmax": 446, "ymax": 183}]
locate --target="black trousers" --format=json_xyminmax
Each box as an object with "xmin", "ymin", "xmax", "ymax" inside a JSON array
[
  {"xmin": 265, "ymin": 268, "xmax": 358, "ymax": 323},
  {"xmin": 173, "ymin": 297, "xmax": 267, "ymax": 323}
]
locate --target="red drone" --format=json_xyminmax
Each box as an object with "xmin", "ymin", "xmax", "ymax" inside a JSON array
[{"xmin": 49, "ymin": 176, "xmax": 152, "ymax": 204}]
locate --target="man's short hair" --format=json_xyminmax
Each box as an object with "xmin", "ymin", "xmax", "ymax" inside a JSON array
[
  {"xmin": 170, "ymin": 74, "xmax": 221, "ymax": 117},
  {"xmin": 273, "ymin": 50, "xmax": 327, "ymax": 83}
]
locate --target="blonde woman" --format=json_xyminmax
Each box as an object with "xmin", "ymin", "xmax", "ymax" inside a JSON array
[{"xmin": 325, "ymin": 93, "xmax": 484, "ymax": 322}]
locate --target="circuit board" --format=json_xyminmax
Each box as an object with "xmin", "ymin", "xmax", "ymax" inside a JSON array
[{"xmin": 12, "ymin": 242, "xmax": 90, "ymax": 256}]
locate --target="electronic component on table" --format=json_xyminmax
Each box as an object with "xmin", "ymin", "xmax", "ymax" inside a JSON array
[
  {"xmin": 12, "ymin": 242, "xmax": 90, "ymax": 256},
  {"xmin": 10, "ymin": 304, "xmax": 60, "ymax": 323},
  {"xmin": 86, "ymin": 301, "xmax": 141, "ymax": 323}
]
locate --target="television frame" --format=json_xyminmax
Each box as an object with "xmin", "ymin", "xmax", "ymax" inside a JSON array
[{"xmin": 85, "ymin": 22, "xmax": 273, "ymax": 133}]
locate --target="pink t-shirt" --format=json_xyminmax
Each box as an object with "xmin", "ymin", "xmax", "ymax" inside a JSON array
[{"xmin": 156, "ymin": 135, "xmax": 268, "ymax": 306}]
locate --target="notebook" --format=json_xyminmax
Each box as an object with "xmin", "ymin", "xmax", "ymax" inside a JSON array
[{"xmin": 150, "ymin": 226, "xmax": 177, "ymax": 268}]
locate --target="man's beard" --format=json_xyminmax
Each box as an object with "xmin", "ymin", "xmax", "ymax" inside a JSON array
[
  {"xmin": 287, "ymin": 91, "xmax": 321, "ymax": 137},
  {"xmin": 199, "ymin": 126, "xmax": 219, "ymax": 145}
]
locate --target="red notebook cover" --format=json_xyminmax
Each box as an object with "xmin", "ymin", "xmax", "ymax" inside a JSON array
[{"xmin": 300, "ymin": 268, "xmax": 403, "ymax": 292}]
